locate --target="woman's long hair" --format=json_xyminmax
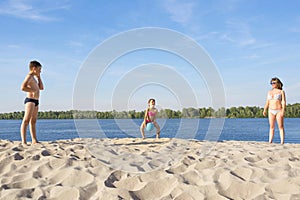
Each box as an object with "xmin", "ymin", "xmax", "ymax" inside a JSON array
[{"xmin": 271, "ymin": 77, "xmax": 283, "ymax": 90}]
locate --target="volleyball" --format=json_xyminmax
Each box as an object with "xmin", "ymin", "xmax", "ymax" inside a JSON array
[{"xmin": 146, "ymin": 122, "xmax": 154, "ymax": 131}]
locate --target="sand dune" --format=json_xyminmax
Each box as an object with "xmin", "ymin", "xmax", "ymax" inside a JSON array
[{"xmin": 1, "ymin": 138, "xmax": 300, "ymax": 199}]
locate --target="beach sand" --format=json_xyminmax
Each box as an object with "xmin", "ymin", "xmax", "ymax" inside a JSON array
[{"xmin": 1, "ymin": 138, "xmax": 300, "ymax": 199}]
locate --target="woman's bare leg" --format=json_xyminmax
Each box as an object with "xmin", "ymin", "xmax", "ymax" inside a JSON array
[
  {"xmin": 268, "ymin": 113, "xmax": 276, "ymax": 143},
  {"xmin": 276, "ymin": 113, "xmax": 285, "ymax": 144}
]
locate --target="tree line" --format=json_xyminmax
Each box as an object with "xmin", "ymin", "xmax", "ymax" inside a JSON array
[{"xmin": 1, "ymin": 103, "xmax": 300, "ymax": 120}]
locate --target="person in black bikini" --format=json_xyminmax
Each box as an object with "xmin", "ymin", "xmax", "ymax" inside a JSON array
[{"xmin": 20, "ymin": 60, "xmax": 44, "ymax": 145}]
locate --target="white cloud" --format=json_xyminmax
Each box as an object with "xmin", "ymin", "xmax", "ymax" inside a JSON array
[
  {"xmin": 0, "ymin": 0, "xmax": 69, "ymax": 21},
  {"xmin": 241, "ymin": 54, "xmax": 260, "ymax": 60},
  {"xmin": 163, "ymin": 0, "xmax": 195, "ymax": 26},
  {"xmin": 222, "ymin": 19, "xmax": 256, "ymax": 47},
  {"xmin": 66, "ymin": 41, "xmax": 84, "ymax": 48},
  {"xmin": 7, "ymin": 44, "xmax": 22, "ymax": 48},
  {"xmin": 250, "ymin": 43, "xmax": 274, "ymax": 50}
]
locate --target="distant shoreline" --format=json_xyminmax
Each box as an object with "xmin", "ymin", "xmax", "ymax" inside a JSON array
[{"xmin": 1, "ymin": 103, "xmax": 300, "ymax": 119}]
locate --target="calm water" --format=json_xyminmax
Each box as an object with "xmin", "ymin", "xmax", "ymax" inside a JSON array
[{"xmin": 0, "ymin": 118, "xmax": 299, "ymax": 143}]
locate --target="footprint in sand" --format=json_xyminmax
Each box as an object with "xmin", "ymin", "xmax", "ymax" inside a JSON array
[
  {"xmin": 10, "ymin": 178, "xmax": 40, "ymax": 189},
  {"xmin": 244, "ymin": 156, "xmax": 262, "ymax": 163},
  {"xmin": 230, "ymin": 167, "xmax": 253, "ymax": 181},
  {"xmin": 129, "ymin": 176, "xmax": 177, "ymax": 200},
  {"xmin": 49, "ymin": 186, "xmax": 80, "ymax": 200},
  {"xmin": 41, "ymin": 150, "xmax": 51, "ymax": 157},
  {"xmin": 113, "ymin": 175, "xmax": 147, "ymax": 191},
  {"xmin": 14, "ymin": 153, "xmax": 24, "ymax": 160},
  {"xmin": 104, "ymin": 170, "xmax": 127, "ymax": 188}
]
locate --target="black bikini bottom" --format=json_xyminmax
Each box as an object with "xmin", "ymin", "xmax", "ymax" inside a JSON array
[{"xmin": 24, "ymin": 98, "xmax": 39, "ymax": 107}]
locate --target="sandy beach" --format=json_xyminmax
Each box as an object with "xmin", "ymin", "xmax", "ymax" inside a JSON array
[{"xmin": 1, "ymin": 138, "xmax": 300, "ymax": 200}]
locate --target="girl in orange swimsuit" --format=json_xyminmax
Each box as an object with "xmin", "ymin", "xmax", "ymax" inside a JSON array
[
  {"xmin": 263, "ymin": 77, "xmax": 286, "ymax": 144},
  {"xmin": 140, "ymin": 98, "xmax": 161, "ymax": 139}
]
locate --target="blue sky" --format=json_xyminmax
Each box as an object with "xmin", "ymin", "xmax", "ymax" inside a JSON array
[{"xmin": 0, "ymin": 0, "xmax": 299, "ymax": 112}]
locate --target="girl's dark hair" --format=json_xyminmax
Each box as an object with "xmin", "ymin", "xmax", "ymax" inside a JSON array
[
  {"xmin": 271, "ymin": 77, "xmax": 283, "ymax": 90},
  {"xmin": 148, "ymin": 99, "xmax": 155, "ymax": 103}
]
